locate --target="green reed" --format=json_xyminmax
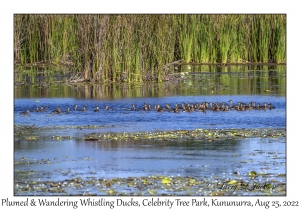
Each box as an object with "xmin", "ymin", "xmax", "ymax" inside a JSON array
[
  {"xmin": 194, "ymin": 15, "xmax": 210, "ymax": 63},
  {"xmin": 14, "ymin": 14, "xmax": 286, "ymax": 82},
  {"xmin": 270, "ymin": 15, "xmax": 286, "ymax": 63},
  {"xmin": 218, "ymin": 15, "xmax": 232, "ymax": 63}
]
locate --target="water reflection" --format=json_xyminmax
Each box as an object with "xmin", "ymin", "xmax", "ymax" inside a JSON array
[
  {"xmin": 14, "ymin": 136, "xmax": 285, "ymax": 181},
  {"xmin": 14, "ymin": 64, "xmax": 286, "ymax": 98}
]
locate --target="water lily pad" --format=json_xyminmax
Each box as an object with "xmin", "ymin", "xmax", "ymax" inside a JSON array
[
  {"xmin": 227, "ymin": 180, "xmax": 238, "ymax": 185},
  {"xmin": 249, "ymin": 171, "xmax": 257, "ymax": 177},
  {"xmin": 25, "ymin": 136, "xmax": 37, "ymax": 141},
  {"xmin": 106, "ymin": 189, "xmax": 115, "ymax": 195},
  {"xmin": 161, "ymin": 177, "xmax": 171, "ymax": 184},
  {"xmin": 148, "ymin": 189, "xmax": 157, "ymax": 195}
]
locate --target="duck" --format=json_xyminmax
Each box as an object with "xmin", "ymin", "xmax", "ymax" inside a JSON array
[
  {"xmin": 74, "ymin": 104, "xmax": 78, "ymax": 111},
  {"xmin": 93, "ymin": 106, "xmax": 100, "ymax": 112},
  {"xmin": 223, "ymin": 105, "xmax": 229, "ymax": 111},
  {"xmin": 198, "ymin": 104, "xmax": 206, "ymax": 113},
  {"xmin": 105, "ymin": 105, "xmax": 114, "ymax": 111},
  {"xmin": 268, "ymin": 103, "xmax": 275, "ymax": 110},
  {"xmin": 143, "ymin": 103, "xmax": 149, "ymax": 111},
  {"xmin": 20, "ymin": 109, "xmax": 30, "ymax": 115},
  {"xmin": 174, "ymin": 107, "xmax": 179, "ymax": 113},
  {"xmin": 181, "ymin": 102, "xmax": 186, "ymax": 111},
  {"xmin": 165, "ymin": 103, "xmax": 172, "ymax": 111},
  {"xmin": 79, "ymin": 106, "xmax": 87, "ymax": 112},
  {"xmin": 51, "ymin": 107, "xmax": 61, "ymax": 114},
  {"xmin": 34, "ymin": 107, "xmax": 39, "ymax": 112},
  {"xmin": 174, "ymin": 103, "xmax": 179, "ymax": 110},
  {"xmin": 229, "ymin": 100, "xmax": 233, "ymax": 109},
  {"xmin": 131, "ymin": 104, "xmax": 136, "ymax": 110},
  {"xmin": 190, "ymin": 106, "xmax": 195, "ymax": 112},
  {"xmin": 212, "ymin": 102, "xmax": 220, "ymax": 111},
  {"xmin": 256, "ymin": 103, "xmax": 261, "ymax": 110},
  {"xmin": 185, "ymin": 103, "xmax": 192, "ymax": 112},
  {"xmin": 221, "ymin": 102, "xmax": 226, "ymax": 110},
  {"xmin": 209, "ymin": 102, "xmax": 214, "ymax": 110},
  {"xmin": 156, "ymin": 104, "xmax": 163, "ymax": 112},
  {"xmin": 241, "ymin": 103, "xmax": 246, "ymax": 111},
  {"xmin": 247, "ymin": 102, "xmax": 253, "ymax": 110},
  {"xmin": 62, "ymin": 107, "xmax": 71, "ymax": 114}
]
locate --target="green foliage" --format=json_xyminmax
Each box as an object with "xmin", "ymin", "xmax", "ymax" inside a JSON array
[{"xmin": 14, "ymin": 14, "xmax": 286, "ymax": 82}]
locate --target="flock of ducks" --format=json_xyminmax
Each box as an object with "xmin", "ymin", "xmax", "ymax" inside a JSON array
[{"xmin": 19, "ymin": 100, "xmax": 275, "ymax": 116}]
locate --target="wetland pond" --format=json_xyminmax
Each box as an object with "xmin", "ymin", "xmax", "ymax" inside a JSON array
[{"xmin": 14, "ymin": 64, "xmax": 286, "ymax": 196}]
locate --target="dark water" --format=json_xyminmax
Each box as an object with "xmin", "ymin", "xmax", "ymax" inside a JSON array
[{"xmin": 14, "ymin": 64, "xmax": 286, "ymax": 195}]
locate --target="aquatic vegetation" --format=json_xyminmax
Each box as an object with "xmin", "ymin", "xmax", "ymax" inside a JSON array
[
  {"xmin": 14, "ymin": 124, "xmax": 286, "ymax": 142},
  {"xmin": 249, "ymin": 171, "xmax": 257, "ymax": 178},
  {"xmin": 14, "ymin": 173, "xmax": 286, "ymax": 196},
  {"xmin": 161, "ymin": 177, "xmax": 171, "ymax": 184}
]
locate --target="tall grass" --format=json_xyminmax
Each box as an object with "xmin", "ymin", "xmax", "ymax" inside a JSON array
[{"xmin": 14, "ymin": 14, "xmax": 286, "ymax": 82}]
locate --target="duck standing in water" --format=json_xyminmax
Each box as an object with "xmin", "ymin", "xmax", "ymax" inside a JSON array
[
  {"xmin": 174, "ymin": 106, "xmax": 179, "ymax": 113},
  {"xmin": 131, "ymin": 104, "xmax": 136, "ymax": 111},
  {"xmin": 156, "ymin": 104, "xmax": 163, "ymax": 112},
  {"xmin": 268, "ymin": 103, "xmax": 275, "ymax": 110},
  {"xmin": 105, "ymin": 105, "xmax": 114, "ymax": 111},
  {"xmin": 165, "ymin": 103, "xmax": 172, "ymax": 111},
  {"xmin": 51, "ymin": 107, "xmax": 61, "ymax": 114},
  {"xmin": 93, "ymin": 106, "xmax": 100, "ymax": 112},
  {"xmin": 20, "ymin": 109, "xmax": 30, "ymax": 115},
  {"xmin": 61, "ymin": 107, "xmax": 71, "ymax": 114},
  {"xmin": 79, "ymin": 106, "xmax": 87, "ymax": 112},
  {"xmin": 65, "ymin": 107, "xmax": 71, "ymax": 114},
  {"xmin": 74, "ymin": 104, "xmax": 78, "ymax": 111}
]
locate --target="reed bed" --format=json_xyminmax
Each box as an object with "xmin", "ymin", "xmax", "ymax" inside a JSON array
[{"xmin": 14, "ymin": 14, "xmax": 286, "ymax": 82}]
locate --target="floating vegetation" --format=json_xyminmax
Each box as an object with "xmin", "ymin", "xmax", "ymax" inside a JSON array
[
  {"xmin": 83, "ymin": 128, "xmax": 286, "ymax": 142},
  {"xmin": 161, "ymin": 177, "xmax": 171, "ymax": 184},
  {"xmin": 249, "ymin": 171, "xmax": 257, "ymax": 178},
  {"xmin": 14, "ymin": 124, "xmax": 286, "ymax": 142},
  {"xmin": 14, "ymin": 173, "xmax": 286, "ymax": 196}
]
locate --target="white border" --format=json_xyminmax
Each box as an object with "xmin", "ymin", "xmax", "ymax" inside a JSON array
[{"xmin": 2, "ymin": 1, "xmax": 298, "ymax": 209}]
